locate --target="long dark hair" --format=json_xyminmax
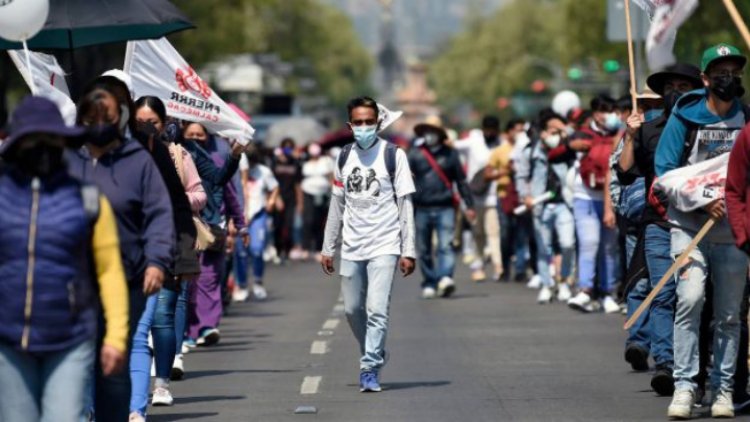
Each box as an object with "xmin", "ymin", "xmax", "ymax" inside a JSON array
[{"xmin": 134, "ymin": 96, "xmax": 167, "ymax": 126}]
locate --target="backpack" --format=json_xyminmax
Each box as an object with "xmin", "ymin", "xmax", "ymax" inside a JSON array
[
  {"xmin": 337, "ymin": 142, "xmax": 398, "ymax": 188},
  {"xmin": 578, "ymin": 127, "xmax": 614, "ymax": 190}
]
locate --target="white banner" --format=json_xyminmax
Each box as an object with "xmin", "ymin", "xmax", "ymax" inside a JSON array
[
  {"xmin": 8, "ymin": 50, "xmax": 76, "ymax": 125},
  {"xmin": 124, "ymin": 38, "xmax": 254, "ymax": 144},
  {"xmin": 639, "ymin": 0, "xmax": 699, "ymax": 71},
  {"xmin": 655, "ymin": 152, "xmax": 728, "ymax": 213},
  {"xmin": 377, "ymin": 103, "xmax": 402, "ymax": 133}
]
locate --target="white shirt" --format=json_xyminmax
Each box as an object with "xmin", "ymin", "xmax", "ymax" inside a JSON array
[
  {"xmin": 333, "ymin": 139, "xmax": 415, "ymax": 261},
  {"xmin": 241, "ymin": 161, "xmax": 278, "ymax": 220},
  {"xmin": 454, "ymin": 129, "xmax": 497, "ymax": 207},
  {"xmin": 301, "ymin": 156, "xmax": 334, "ymax": 196}
]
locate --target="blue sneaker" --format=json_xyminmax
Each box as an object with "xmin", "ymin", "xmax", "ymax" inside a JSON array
[{"xmin": 359, "ymin": 370, "xmax": 382, "ymax": 393}]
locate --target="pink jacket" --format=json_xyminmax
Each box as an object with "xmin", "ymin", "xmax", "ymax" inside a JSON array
[{"xmin": 169, "ymin": 144, "xmax": 207, "ymax": 213}]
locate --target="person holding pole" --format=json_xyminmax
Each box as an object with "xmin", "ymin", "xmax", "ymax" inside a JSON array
[
  {"xmin": 655, "ymin": 44, "xmax": 749, "ymax": 419},
  {"xmin": 617, "ymin": 64, "xmax": 703, "ymax": 396}
]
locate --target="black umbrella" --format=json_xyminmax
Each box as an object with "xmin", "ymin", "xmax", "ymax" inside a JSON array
[{"xmin": 0, "ymin": 0, "xmax": 194, "ymax": 50}]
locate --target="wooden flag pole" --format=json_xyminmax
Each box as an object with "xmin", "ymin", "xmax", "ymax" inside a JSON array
[
  {"xmin": 723, "ymin": 0, "xmax": 750, "ymax": 51},
  {"xmin": 624, "ymin": 0, "xmax": 638, "ymax": 114},
  {"xmin": 624, "ymin": 218, "xmax": 716, "ymax": 331}
]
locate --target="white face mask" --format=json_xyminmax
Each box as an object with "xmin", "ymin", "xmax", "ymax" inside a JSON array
[{"xmin": 544, "ymin": 134, "xmax": 561, "ymax": 149}]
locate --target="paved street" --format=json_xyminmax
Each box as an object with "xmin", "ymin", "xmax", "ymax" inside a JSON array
[{"xmin": 150, "ymin": 260, "xmax": 734, "ymax": 422}]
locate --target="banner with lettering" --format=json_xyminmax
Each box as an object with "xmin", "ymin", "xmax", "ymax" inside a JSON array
[{"xmin": 124, "ymin": 37, "xmax": 254, "ymax": 144}]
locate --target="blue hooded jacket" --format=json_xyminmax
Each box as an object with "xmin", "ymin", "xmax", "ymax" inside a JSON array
[
  {"xmin": 67, "ymin": 139, "xmax": 175, "ymax": 283},
  {"xmin": 654, "ymin": 88, "xmax": 746, "ymax": 243}
]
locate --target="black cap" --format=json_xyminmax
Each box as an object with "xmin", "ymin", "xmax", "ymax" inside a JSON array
[{"xmin": 647, "ymin": 63, "xmax": 703, "ymax": 97}]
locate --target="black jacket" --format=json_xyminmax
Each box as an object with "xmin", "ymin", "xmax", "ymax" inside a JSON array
[
  {"xmin": 615, "ymin": 114, "xmax": 668, "ymax": 226},
  {"xmin": 407, "ymin": 145, "xmax": 474, "ymax": 209}
]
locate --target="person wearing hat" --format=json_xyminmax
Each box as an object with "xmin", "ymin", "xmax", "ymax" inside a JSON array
[
  {"xmin": 616, "ymin": 63, "xmax": 703, "ymax": 397},
  {"xmin": 654, "ymin": 43, "xmax": 750, "ymax": 419},
  {"xmin": 407, "ymin": 116, "xmax": 475, "ymax": 299},
  {"xmin": 0, "ymin": 96, "xmax": 129, "ymax": 421}
]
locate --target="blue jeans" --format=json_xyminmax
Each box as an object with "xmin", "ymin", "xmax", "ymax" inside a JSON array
[
  {"xmin": 415, "ymin": 207, "xmax": 456, "ymax": 288},
  {"xmin": 0, "ymin": 339, "xmax": 95, "ymax": 422},
  {"xmin": 671, "ymin": 228, "xmax": 748, "ymax": 393},
  {"xmin": 175, "ymin": 281, "xmax": 188, "ymax": 353},
  {"xmin": 130, "ymin": 287, "xmax": 178, "ymax": 416},
  {"xmin": 234, "ymin": 211, "xmax": 268, "ymax": 286},
  {"xmin": 533, "ymin": 203, "xmax": 575, "ymax": 288},
  {"xmin": 573, "ymin": 198, "xmax": 617, "ymax": 294},
  {"xmin": 644, "ymin": 224, "xmax": 675, "ymax": 368},
  {"xmin": 626, "ymin": 277, "xmax": 652, "ymax": 353},
  {"xmin": 499, "ymin": 209, "xmax": 529, "ymax": 276},
  {"xmin": 340, "ymin": 255, "xmax": 398, "ymax": 372}
]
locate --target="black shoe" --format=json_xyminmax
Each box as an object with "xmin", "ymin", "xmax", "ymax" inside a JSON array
[
  {"xmin": 513, "ymin": 273, "xmax": 526, "ymax": 283},
  {"xmin": 624, "ymin": 344, "xmax": 649, "ymax": 372},
  {"xmin": 651, "ymin": 366, "xmax": 675, "ymax": 397},
  {"xmin": 734, "ymin": 391, "xmax": 750, "ymax": 413},
  {"xmin": 498, "ymin": 273, "xmax": 510, "ymax": 283}
]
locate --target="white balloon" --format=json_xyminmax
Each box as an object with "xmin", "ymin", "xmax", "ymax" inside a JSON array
[
  {"xmin": 551, "ymin": 90, "xmax": 581, "ymax": 117},
  {"xmin": 0, "ymin": 0, "xmax": 49, "ymax": 42}
]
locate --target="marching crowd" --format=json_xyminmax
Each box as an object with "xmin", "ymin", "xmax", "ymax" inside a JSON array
[{"xmin": 1, "ymin": 41, "xmax": 750, "ymax": 421}]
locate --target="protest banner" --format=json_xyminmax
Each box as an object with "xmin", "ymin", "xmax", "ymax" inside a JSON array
[{"xmin": 8, "ymin": 50, "xmax": 76, "ymax": 125}]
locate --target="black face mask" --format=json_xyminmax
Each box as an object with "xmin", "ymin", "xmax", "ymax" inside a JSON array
[
  {"xmin": 13, "ymin": 144, "xmax": 65, "ymax": 177},
  {"xmin": 710, "ymin": 75, "xmax": 745, "ymax": 102},
  {"xmin": 87, "ymin": 123, "xmax": 120, "ymax": 147},
  {"xmin": 483, "ymin": 133, "xmax": 498, "ymax": 146}
]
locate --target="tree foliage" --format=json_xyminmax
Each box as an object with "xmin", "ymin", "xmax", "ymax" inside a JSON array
[
  {"xmin": 430, "ymin": 0, "xmax": 750, "ymax": 111},
  {"xmin": 172, "ymin": 0, "xmax": 373, "ymax": 104}
]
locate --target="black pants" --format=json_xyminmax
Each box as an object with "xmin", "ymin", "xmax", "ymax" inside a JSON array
[
  {"xmin": 95, "ymin": 285, "xmax": 147, "ymax": 422},
  {"xmin": 302, "ymin": 193, "xmax": 328, "ymax": 252},
  {"xmin": 273, "ymin": 197, "xmax": 296, "ymax": 258}
]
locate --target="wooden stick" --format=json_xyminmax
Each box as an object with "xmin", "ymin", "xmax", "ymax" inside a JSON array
[
  {"xmin": 623, "ymin": 218, "xmax": 716, "ymax": 331},
  {"xmin": 723, "ymin": 0, "xmax": 750, "ymax": 51},
  {"xmin": 624, "ymin": 0, "xmax": 638, "ymax": 114}
]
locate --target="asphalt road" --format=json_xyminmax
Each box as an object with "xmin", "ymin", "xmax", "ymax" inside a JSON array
[{"xmin": 149, "ymin": 259, "xmax": 741, "ymax": 422}]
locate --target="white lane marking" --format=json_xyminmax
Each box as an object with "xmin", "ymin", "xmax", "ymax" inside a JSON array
[
  {"xmin": 333, "ymin": 304, "xmax": 345, "ymax": 313},
  {"xmin": 300, "ymin": 376, "xmax": 322, "ymax": 395},
  {"xmin": 310, "ymin": 340, "xmax": 328, "ymax": 354},
  {"xmin": 318, "ymin": 330, "xmax": 334, "ymax": 336},
  {"xmin": 322, "ymin": 319, "xmax": 340, "ymax": 330}
]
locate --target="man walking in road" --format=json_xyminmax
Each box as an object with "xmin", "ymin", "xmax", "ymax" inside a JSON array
[
  {"xmin": 320, "ymin": 96, "xmax": 416, "ymax": 393},
  {"xmin": 408, "ymin": 116, "xmax": 475, "ymax": 299}
]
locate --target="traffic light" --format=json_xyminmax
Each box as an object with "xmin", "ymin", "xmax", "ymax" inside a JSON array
[
  {"xmin": 567, "ymin": 67, "xmax": 583, "ymax": 80},
  {"xmin": 603, "ymin": 60, "xmax": 621, "ymax": 73}
]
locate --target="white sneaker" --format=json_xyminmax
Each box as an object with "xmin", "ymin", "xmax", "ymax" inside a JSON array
[
  {"xmin": 232, "ymin": 286, "xmax": 250, "ymax": 303},
  {"xmin": 712, "ymin": 390, "xmax": 734, "ymax": 418},
  {"xmin": 171, "ymin": 354, "xmax": 185, "ymax": 381},
  {"xmin": 537, "ymin": 286, "xmax": 553, "ymax": 304},
  {"xmin": 602, "ymin": 296, "xmax": 621, "ymax": 314},
  {"xmin": 421, "ymin": 286, "xmax": 437, "ymax": 299},
  {"xmin": 437, "ymin": 277, "xmax": 456, "ymax": 298},
  {"xmin": 567, "ymin": 291, "xmax": 592, "ymax": 313},
  {"xmin": 668, "ymin": 389, "xmax": 695, "ymax": 419},
  {"xmin": 253, "ymin": 283, "xmax": 268, "ymax": 301},
  {"xmin": 151, "ymin": 387, "xmax": 174, "ymax": 406},
  {"xmin": 526, "ymin": 275, "xmax": 542, "ymax": 289},
  {"xmin": 557, "ymin": 283, "xmax": 572, "ymax": 302},
  {"xmin": 129, "ymin": 412, "xmax": 145, "ymax": 422}
]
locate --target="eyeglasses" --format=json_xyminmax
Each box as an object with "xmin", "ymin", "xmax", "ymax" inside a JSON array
[{"xmin": 349, "ymin": 119, "xmax": 378, "ymax": 127}]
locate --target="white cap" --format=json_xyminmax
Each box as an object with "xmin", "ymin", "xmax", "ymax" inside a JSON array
[{"xmin": 102, "ymin": 69, "xmax": 134, "ymax": 98}]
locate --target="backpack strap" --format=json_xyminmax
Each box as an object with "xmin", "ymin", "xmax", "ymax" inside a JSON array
[
  {"xmin": 678, "ymin": 115, "xmax": 700, "ymax": 167},
  {"xmin": 337, "ymin": 143, "xmax": 353, "ymax": 173},
  {"xmin": 384, "ymin": 142, "xmax": 397, "ymax": 187}
]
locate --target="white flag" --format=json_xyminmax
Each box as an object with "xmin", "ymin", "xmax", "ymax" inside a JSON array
[
  {"xmin": 633, "ymin": 0, "xmax": 699, "ymax": 71},
  {"xmin": 124, "ymin": 38, "xmax": 254, "ymax": 144},
  {"xmin": 8, "ymin": 50, "xmax": 76, "ymax": 126},
  {"xmin": 655, "ymin": 152, "xmax": 728, "ymax": 213},
  {"xmin": 377, "ymin": 103, "xmax": 403, "ymax": 133}
]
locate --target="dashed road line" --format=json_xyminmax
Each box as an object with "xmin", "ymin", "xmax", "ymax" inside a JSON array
[
  {"xmin": 300, "ymin": 376, "xmax": 322, "ymax": 395},
  {"xmin": 310, "ymin": 340, "xmax": 328, "ymax": 354},
  {"xmin": 322, "ymin": 318, "xmax": 340, "ymax": 330}
]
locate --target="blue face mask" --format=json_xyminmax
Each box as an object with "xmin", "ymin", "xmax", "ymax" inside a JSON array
[
  {"xmin": 282, "ymin": 147, "xmax": 293, "ymax": 156},
  {"xmin": 352, "ymin": 125, "xmax": 378, "ymax": 149},
  {"xmin": 604, "ymin": 112, "xmax": 622, "ymax": 131},
  {"xmin": 644, "ymin": 109, "xmax": 663, "ymax": 122}
]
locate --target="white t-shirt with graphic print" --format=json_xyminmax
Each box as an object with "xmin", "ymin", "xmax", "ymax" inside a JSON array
[{"xmin": 333, "ymin": 139, "xmax": 415, "ymax": 261}]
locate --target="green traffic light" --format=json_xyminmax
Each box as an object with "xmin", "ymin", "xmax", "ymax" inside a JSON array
[
  {"xmin": 603, "ymin": 60, "xmax": 621, "ymax": 73},
  {"xmin": 567, "ymin": 67, "xmax": 583, "ymax": 80}
]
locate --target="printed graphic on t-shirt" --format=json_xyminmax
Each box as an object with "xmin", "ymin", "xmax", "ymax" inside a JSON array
[
  {"xmin": 345, "ymin": 166, "xmax": 382, "ymax": 209},
  {"xmin": 688, "ymin": 112, "xmax": 745, "ymax": 164}
]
